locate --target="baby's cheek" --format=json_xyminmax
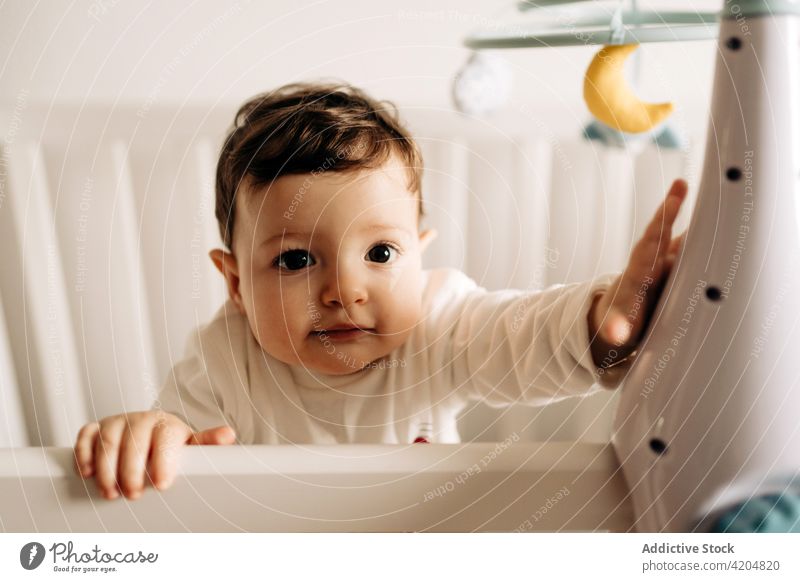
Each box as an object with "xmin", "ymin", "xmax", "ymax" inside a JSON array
[
  {"xmin": 249, "ymin": 298, "xmax": 298, "ymax": 350},
  {"xmin": 250, "ymin": 317, "xmax": 304, "ymax": 365},
  {"xmin": 397, "ymin": 299, "xmax": 423, "ymax": 333},
  {"xmin": 383, "ymin": 274, "xmax": 424, "ymax": 335}
]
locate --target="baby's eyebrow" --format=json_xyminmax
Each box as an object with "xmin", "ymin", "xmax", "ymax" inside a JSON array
[
  {"xmin": 360, "ymin": 223, "xmax": 410, "ymax": 234},
  {"xmin": 259, "ymin": 230, "xmax": 308, "ymax": 247},
  {"xmin": 260, "ymin": 224, "xmax": 411, "ymax": 247}
]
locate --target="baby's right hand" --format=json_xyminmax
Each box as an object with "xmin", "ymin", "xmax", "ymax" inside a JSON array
[{"xmin": 73, "ymin": 411, "xmax": 236, "ymax": 500}]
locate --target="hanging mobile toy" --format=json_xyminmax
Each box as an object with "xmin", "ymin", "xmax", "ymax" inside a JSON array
[{"xmin": 583, "ymin": 43, "xmax": 673, "ymax": 134}]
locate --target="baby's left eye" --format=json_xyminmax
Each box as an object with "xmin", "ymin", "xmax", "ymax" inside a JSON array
[{"xmin": 366, "ymin": 243, "xmax": 399, "ymax": 264}]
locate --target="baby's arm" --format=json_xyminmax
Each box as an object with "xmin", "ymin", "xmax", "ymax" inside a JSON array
[
  {"xmin": 436, "ymin": 180, "xmax": 688, "ymax": 405},
  {"xmin": 440, "ymin": 270, "xmax": 618, "ymax": 407},
  {"xmin": 73, "ymin": 411, "xmax": 235, "ymax": 499}
]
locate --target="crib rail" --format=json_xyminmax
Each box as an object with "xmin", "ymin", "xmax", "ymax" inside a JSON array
[{"xmin": 0, "ymin": 442, "xmax": 634, "ymax": 532}]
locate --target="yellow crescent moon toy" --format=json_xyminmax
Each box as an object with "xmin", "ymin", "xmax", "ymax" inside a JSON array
[{"xmin": 584, "ymin": 43, "xmax": 674, "ymax": 134}]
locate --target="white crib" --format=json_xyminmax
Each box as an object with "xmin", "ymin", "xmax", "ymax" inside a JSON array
[{"xmin": 0, "ymin": 104, "xmax": 700, "ymax": 531}]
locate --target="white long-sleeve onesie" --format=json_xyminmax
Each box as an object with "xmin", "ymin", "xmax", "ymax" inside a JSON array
[{"xmin": 154, "ymin": 268, "xmax": 622, "ymax": 444}]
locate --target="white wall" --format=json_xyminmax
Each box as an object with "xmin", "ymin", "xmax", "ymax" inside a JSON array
[{"xmin": 0, "ymin": 0, "xmax": 718, "ymax": 132}]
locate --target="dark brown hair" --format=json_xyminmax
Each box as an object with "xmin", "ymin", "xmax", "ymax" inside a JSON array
[{"xmin": 215, "ymin": 81, "xmax": 424, "ymax": 250}]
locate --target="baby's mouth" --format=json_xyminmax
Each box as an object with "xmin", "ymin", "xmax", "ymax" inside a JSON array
[{"xmin": 310, "ymin": 327, "xmax": 375, "ymax": 340}]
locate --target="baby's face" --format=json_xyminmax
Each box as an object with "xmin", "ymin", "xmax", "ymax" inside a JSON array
[{"xmin": 212, "ymin": 157, "xmax": 435, "ymax": 375}]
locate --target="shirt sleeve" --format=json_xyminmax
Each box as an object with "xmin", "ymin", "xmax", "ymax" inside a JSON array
[
  {"xmin": 153, "ymin": 305, "xmax": 242, "ymax": 434},
  {"xmin": 427, "ymin": 269, "xmax": 624, "ymax": 408}
]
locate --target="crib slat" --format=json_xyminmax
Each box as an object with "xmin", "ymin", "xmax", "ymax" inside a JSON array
[
  {"xmin": 466, "ymin": 139, "xmax": 519, "ymax": 290},
  {"xmin": 510, "ymin": 137, "xmax": 553, "ymax": 290},
  {"xmin": 419, "ymin": 139, "xmax": 470, "ymax": 271},
  {"xmin": 109, "ymin": 141, "xmax": 159, "ymax": 411},
  {"xmin": 1, "ymin": 142, "xmax": 87, "ymax": 446},
  {"xmin": 595, "ymin": 147, "xmax": 635, "ymax": 274},
  {"xmin": 142, "ymin": 136, "xmax": 228, "ymax": 397},
  {"xmin": 189, "ymin": 138, "xmax": 226, "ymax": 320},
  {"xmin": 0, "ymin": 294, "xmax": 29, "ymax": 447},
  {"xmin": 547, "ymin": 140, "xmax": 604, "ymax": 284}
]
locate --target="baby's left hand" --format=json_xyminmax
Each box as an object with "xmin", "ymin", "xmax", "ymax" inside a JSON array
[{"xmin": 588, "ymin": 178, "xmax": 689, "ymax": 387}]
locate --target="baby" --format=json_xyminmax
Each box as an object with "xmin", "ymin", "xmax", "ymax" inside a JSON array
[{"xmin": 73, "ymin": 82, "xmax": 687, "ymax": 500}]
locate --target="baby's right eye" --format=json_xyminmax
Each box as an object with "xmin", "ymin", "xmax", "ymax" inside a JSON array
[{"xmin": 274, "ymin": 249, "xmax": 316, "ymax": 271}]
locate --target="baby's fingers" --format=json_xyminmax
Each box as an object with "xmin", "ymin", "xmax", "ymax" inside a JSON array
[
  {"xmin": 663, "ymin": 179, "xmax": 688, "ymax": 224},
  {"xmin": 609, "ymin": 181, "xmax": 688, "ymax": 343},
  {"xmin": 117, "ymin": 415, "xmax": 157, "ymax": 500},
  {"xmin": 74, "ymin": 422, "xmax": 100, "ymax": 478},
  {"xmin": 94, "ymin": 419, "xmax": 126, "ymax": 499},
  {"xmin": 188, "ymin": 426, "xmax": 236, "ymax": 446},
  {"xmin": 644, "ymin": 179, "xmax": 688, "ymax": 254},
  {"xmin": 624, "ymin": 181, "xmax": 688, "ymax": 289},
  {"xmin": 147, "ymin": 416, "xmax": 193, "ymax": 491}
]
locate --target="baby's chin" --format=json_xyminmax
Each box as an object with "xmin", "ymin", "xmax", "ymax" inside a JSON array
[
  {"xmin": 256, "ymin": 339, "xmax": 388, "ymax": 376},
  {"xmin": 259, "ymin": 322, "xmax": 417, "ymax": 375},
  {"xmin": 303, "ymin": 351, "xmax": 393, "ymax": 376},
  {"xmin": 311, "ymin": 361, "xmax": 373, "ymax": 376}
]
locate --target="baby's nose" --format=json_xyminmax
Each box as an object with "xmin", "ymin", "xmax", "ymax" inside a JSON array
[{"xmin": 320, "ymin": 266, "xmax": 368, "ymax": 308}]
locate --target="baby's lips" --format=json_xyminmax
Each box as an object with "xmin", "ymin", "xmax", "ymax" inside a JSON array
[
  {"xmin": 309, "ymin": 326, "xmax": 376, "ymax": 336},
  {"xmin": 315, "ymin": 323, "xmax": 373, "ymax": 331}
]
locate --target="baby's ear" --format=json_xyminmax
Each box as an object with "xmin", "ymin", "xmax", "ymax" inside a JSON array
[
  {"xmin": 209, "ymin": 249, "xmax": 245, "ymax": 314},
  {"xmin": 418, "ymin": 228, "xmax": 438, "ymax": 254}
]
